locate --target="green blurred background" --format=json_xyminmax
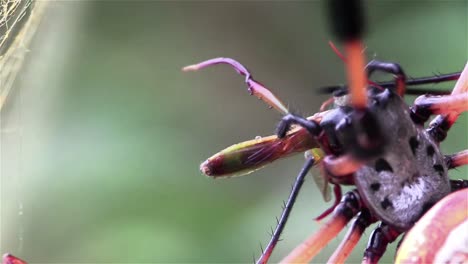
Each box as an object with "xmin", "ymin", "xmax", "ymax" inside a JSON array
[{"xmin": 1, "ymin": 1, "xmax": 467, "ymax": 263}]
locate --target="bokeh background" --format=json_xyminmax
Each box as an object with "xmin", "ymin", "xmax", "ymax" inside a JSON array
[{"xmin": 1, "ymin": 1, "xmax": 467, "ymax": 263}]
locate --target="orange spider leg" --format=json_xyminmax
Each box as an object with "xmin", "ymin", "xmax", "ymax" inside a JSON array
[
  {"xmin": 427, "ymin": 62, "xmax": 468, "ymax": 141},
  {"xmin": 280, "ymin": 191, "xmax": 362, "ymax": 264},
  {"xmin": 414, "ymin": 93, "xmax": 468, "ymax": 116},
  {"xmin": 345, "ymin": 40, "xmax": 368, "ymax": 109},
  {"xmin": 446, "ymin": 149, "xmax": 468, "ymax": 169},
  {"xmin": 326, "ymin": 210, "xmax": 374, "ymax": 264}
]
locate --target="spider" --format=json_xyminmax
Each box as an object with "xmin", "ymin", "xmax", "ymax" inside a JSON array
[{"xmin": 184, "ymin": 57, "xmax": 467, "ymax": 264}]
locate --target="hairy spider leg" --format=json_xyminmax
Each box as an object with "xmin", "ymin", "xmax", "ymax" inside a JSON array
[
  {"xmin": 280, "ymin": 190, "xmax": 362, "ymax": 264},
  {"xmin": 256, "ymin": 157, "xmax": 317, "ymax": 264},
  {"xmin": 319, "ymin": 72, "xmax": 460, "ymax": 96},
  {"xmin": 379, "ymin": 72, "xmax": 460, "ymax": 91}
]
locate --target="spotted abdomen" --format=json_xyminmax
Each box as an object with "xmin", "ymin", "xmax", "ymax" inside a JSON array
[{"xmin": 354, "ymin": 90, "xmax": 451, "ymax": 231}]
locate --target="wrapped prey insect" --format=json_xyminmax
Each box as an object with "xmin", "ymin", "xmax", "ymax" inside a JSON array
[{"xmin": 184, "ymin": 0, "xmax": 468, "ymax": 263}]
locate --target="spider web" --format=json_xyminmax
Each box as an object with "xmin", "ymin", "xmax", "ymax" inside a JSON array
[{"xmin": 0, "ymin": 0, "xmax": 47, "ymax": 255}]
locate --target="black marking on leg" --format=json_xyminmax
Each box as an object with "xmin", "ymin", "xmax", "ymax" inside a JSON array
[
  {"xmin": 433, "ymin": 164, "xmax": 444, "ymax": 176},
  {"xmin": 426, "ymin": 145, "xmax": 435, "ymax": 156},
  {"xmin": 380, "ymin": 197, "xmax": 393, "ymax": 210},
  {"xmin": 375, "ymin": 159, "xmax": 393, "ymax": 173},
  {"xmin": 370, "ymin": 182, "xmax": 381, "ymax": 192},
  {"xmin": 409, "ymin": 136, "xmax": 419, "ymax": 156}
]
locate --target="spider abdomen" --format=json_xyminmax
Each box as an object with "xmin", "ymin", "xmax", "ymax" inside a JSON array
[{"xmin": 354, "ymin": 89, "xmax": 451, "ymax": 231}]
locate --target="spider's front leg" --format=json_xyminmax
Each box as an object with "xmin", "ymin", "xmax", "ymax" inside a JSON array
[{"xmin": 276, "ymin": 114, "xmax": 322, "ymax": 139}]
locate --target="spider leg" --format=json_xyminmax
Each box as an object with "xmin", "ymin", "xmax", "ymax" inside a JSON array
[
  {"xmin": 380, "ymin": 72, "xmax": 460, "ymax": 88},
  {"xmin": 327, "ymin": 0, "xmax": 367, "ymax": 109},
  {"xmin": 445, "ymin": 149, "xmax": 468, "ymax": 169},
  {"xmin": 280, "ymin": 190, "xmax": 362, "ymax": 263},
  {"xmin": 326, "ymin": 209, "xmax": 375, "ymax": 264},
  {"xmin": 412, "ymin": 92, "xmax": 467, "ymax": 124},
  {"xmin": 446, "ymin": 150, "xmax": 468, "ymax": 192},
  {"xmin": 411, "ymin": 91, "xmax": 468, "ymax": 142},
  {"xmin": 255, "ymin": 157, "xmax": 317, "ymax": 264},
  {"xmin": 276, "ymin": 114, "xmax": 322, "ymax": 138},
  {"xmin": 425, "ymin": 62, "xmax": 468, "ymax": 141},
  {"xmin": 362, "ymin": 223, "xmax": 402, "ymax": 264},
  {"xmin": 366, "ymin": 60, "xmax": 406, "ymax": 96}
]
